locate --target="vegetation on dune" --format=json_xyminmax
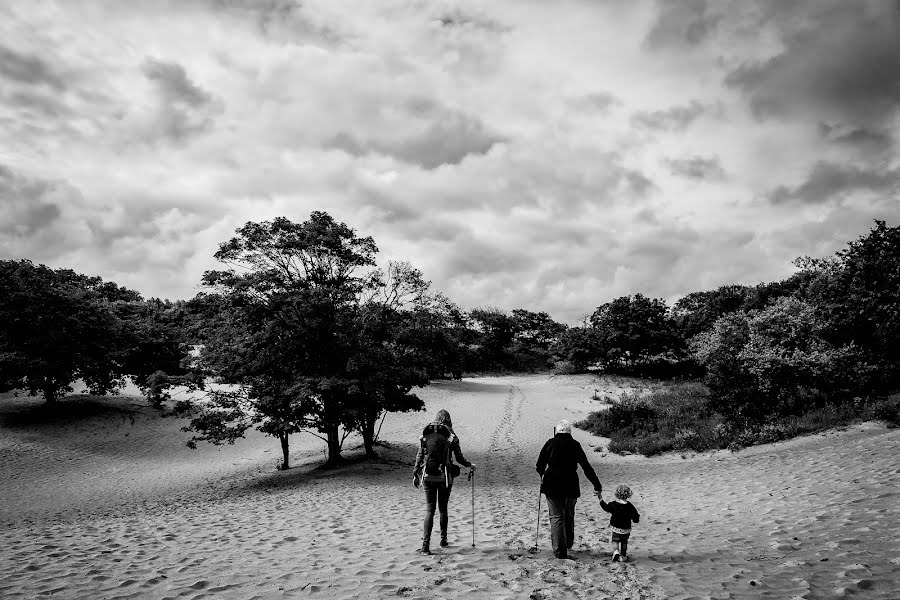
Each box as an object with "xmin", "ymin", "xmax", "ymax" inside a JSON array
[
  {"xmin": 578, "ymin": 220, "xmax": 900, "ymax": 455},
  {"xmin": 3, "ymin": 215, "xmax": 899, "ymax": 463},
  {"xmin": 0, "ymin": 260, "xmax": 188, "ymax": 403},
  {"xmin": 577, "ymin": 383, "xmax": 899, "ymax": 456}
]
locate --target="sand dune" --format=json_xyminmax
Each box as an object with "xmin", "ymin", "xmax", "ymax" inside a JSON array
[{"xmin": 1, "ymin": 375, "xmax": 898, "ymax": 599}]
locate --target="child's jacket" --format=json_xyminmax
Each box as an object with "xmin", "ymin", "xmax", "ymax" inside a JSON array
[{"xmin": 600, "ymin": 499, "xmax": 640, "ymax": 531}]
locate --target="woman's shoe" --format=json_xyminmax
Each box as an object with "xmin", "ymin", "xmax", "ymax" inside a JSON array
[{"xmin": 440, "ymin": 536, "xmax": 449, "ymax": 547}]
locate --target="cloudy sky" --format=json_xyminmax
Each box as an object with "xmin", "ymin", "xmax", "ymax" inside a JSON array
[{"xmin": 1, "ymin": 0, "xmax": 898, "ymax": 323}]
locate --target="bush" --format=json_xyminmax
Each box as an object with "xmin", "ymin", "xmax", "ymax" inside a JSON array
[
  {"xmin": 552, "ymin": 360, "xmax": 579, "ymax": 375},
  {"xmin": 577, "ymin": 382, "xmax": 723, "ymax": 456},
  {"xmin": 581, "ymin": 383, "xmax": 900, "ymax": 456},
  {"xmin": 864, "ymin": 395, "xmax": 900, "ymax": 426}
]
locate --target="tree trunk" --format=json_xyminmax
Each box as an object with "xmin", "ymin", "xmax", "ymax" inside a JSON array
[
  {"xmin": 279, "ymin": 433, "xmax": 290, "ymax": 470},
  {"xmin": 361, "ymin": 414, "xmax": 378, "ymax": 459},
  {"xmin": 43, "ymin": 382, "xmax": 58, "ymax": 403},
  {"xmin": 324, "ymin": 423, "xmax": 342, "ymax": 467}
]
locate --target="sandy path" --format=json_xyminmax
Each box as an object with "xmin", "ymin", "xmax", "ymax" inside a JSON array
[{"xmin": 1, "ymin": 375, "xmax": 898, "ymax": 599}]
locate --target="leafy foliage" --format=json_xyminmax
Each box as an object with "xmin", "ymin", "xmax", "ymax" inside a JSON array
[
  {"xmin": 171, "ymin": 214, "xmax": 434, "ymax": 468},
  {"xmin": 590, "ymin": 293, "xmax": 683, "ymax": 368},
  {"xmin": 0, "ymin": 260, "xmax": 178, "ymax": 402},
  {"xmin": 576, "ymin": 382, "xmax": 721, "ymax": 455}
]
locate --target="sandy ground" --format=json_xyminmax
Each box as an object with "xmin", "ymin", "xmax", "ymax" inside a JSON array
[{"xmin": 1, "ymin": 374, "xmax": 898, "ymax": 599}]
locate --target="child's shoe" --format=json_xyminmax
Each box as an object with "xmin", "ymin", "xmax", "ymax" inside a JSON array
[
  {"xmin": 620, "ymin": 554, "xmax": 629, "ymax": 563},
  {"xmin": 611, "ymin": 550, "xmax": 620, "ymax": 562}
]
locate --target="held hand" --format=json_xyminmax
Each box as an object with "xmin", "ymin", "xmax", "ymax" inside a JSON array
[
  {"xmin": 413, "ymin": 475, "xmax": 420, "ymax": 488},
  {"xmin": 469, "ymin": 463, "xmax": 476, "ymax": 472}
]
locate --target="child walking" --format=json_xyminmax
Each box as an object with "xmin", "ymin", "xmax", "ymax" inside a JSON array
[{"xmin": 599, "ymin": 484, "xmax": 640, "ymax": 562}]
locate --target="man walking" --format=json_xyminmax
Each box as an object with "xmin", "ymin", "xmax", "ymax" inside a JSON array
[{"xmin": 536, "ymin": 420, "xmax": 602, "ymax": 559}]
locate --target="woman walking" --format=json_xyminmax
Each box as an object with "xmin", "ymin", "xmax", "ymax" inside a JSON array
[{"xmin": 413, "ymin": 409, "xmax": 476, "ymax": 554}]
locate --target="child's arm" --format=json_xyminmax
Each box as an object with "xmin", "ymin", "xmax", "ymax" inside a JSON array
[
  {"xmin": 631, "ymin": 503, "xmax": 640, "ymax": 524},
  {"xmin": 599, "ymin": 498, "xmax": 612, "ymax": 513}
]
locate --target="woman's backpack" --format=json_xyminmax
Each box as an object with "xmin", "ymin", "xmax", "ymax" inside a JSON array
[{"xmin": 421, "ymin": 424, "xmax": 456, "ymax": 487}]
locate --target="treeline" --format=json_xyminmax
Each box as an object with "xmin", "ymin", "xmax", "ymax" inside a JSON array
[
  {"xmin": 2, "ymin": 215, "xmax": 898, "ymax": 463},
  {"xmin": 0, "ymin": 261, "xmax": 190, "ymax": 403},
  {"xmin": 0, "ymin": 213, "xmax": 567, "ymax": 468},
  {"xmin": 576, "ymin": 220, "xmax": 900, "ymax": 453}
]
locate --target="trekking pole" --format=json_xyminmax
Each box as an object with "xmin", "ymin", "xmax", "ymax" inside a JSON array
[
  {"xmin": 468, "ymin": 468, "xmax": 476, "ymax": 547},
  {"xmin": 534, "ymin": 477, "xmax": 542, "ymax": 549}
]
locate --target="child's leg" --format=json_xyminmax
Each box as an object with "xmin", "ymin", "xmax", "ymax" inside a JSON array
[{"xmin": 620, "ymin": 538, "xmax": 628, "ymax": 557}]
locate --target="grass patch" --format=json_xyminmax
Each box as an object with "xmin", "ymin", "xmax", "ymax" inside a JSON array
[{"xmin": 577, "ymin": 384, "xmax": 900, "ymax": 456}]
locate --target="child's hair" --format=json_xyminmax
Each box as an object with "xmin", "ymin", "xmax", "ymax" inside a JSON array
[{"xmin": 614, "ymin": 484, "xmax": 632, "ymax": 500}]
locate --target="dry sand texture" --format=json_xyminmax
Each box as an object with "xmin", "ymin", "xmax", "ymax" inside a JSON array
[{"xmin": 1, "ymin": 374, "xmax": 898, "ymax": 599}]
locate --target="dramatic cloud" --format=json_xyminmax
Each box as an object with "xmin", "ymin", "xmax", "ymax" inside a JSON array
[
  {"xmin": 769, "ymin": 162, "xmax": 900, "ymax": 205},
  {"xmin": 724, "ymin": 1, "xmax": 900, "ymax": 128},
  {"xmin": 819, "ymin": 123, "xmax": 895, "ymax": 157},
  {"xmin": 140, "ymin": 58, "xmax": 222, "ymax": 143},
  {"xmin": 644, "ymin": 0, "xmax": 722, "ymax": 49},
  {"xmin": 631, "ymin": 101, "xmax": 708, "ymax": 132},
  {"xmin": 0, "ymin": 44, "xmax": 67, "ymax": 90},
  {"xmin": 327, "ymin": 107, "xmax": 502, "ymax": 169},
  {"xmin": 665, "ymin": 155, "xmax": 727, "ymax": 181},
  {"xmin": 1, "ymin": 0, "xmax": 897, "ymax": 322},
  {"xmin": 0, "ymin": 165, "xmax": 64, "ymax": 236}
]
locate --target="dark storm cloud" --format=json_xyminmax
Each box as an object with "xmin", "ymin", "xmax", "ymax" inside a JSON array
[
  {"xmin": 631, "ymin": 101, "xmax": 707, "ymax": 131},
  {"xmin": 0, "ymin": 165, "xmax": 64, "ymax": 236},
  {"xmin": 328, "ymin": 108, "xmax": 502, "ymax": 169},
  {"xmin": 141, "ymin": 58, "xmax": 221, "ymax": 142},
  {"xmin": 6, "ymin": 89, "xmax": 71, "ymax": 118},
  {"xmin": 142, "ymin": 58, "xmax": 214, "ymax": 107},
  {"xmin": 0, "ymin": 44, "xmax": 66, "ymax": 90},
  {"xmin": 624, "ymin": 171, "xmax": 657, "ymax": 195},
  {"xmin": 644, "ymin": 0, "xmax": 721, "ymax": 49},
  {"xmin": 665, "ymin": 155, "xmax": 726, "ymax": 181},
  {"xmin": 434, "ymin": 8, "xmax": 508, "ymax": 32},
  {"xmin": 768, "ymin": 204, "xmax": 900, "ymax": 262},
  {"xmin": 725, "ymin": 1, "xmax": 900, "ymax": 127},
  {"xmin": 769, "ymin": 162, "xmax": 900, "ymax": 205},
  {"xmin": 818, "ymin": 123, "xmax": 895, "ymax": 156},
  {"xmin": 568, "ymin": 91, "xmax": 621, "ymax": 114},
  {"xmin": 443, "ymin": 235, "xmax": 532, "ymax": 277}
]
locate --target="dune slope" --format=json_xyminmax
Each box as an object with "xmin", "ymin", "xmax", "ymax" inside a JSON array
[{"xmin": 1, "ymin": 376, "xmax": 897, "ymax": 599}]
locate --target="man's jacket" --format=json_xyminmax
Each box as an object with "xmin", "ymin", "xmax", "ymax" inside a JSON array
[{"xmin": 536, "ymin": 432, "xmax": 602, "ymax": 498}]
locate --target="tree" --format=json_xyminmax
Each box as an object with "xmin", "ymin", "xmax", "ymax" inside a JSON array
[
  {"xmin": 553, "ymin": 326, "xmax": 604, "ymax": 372},
  {"xmin": 469, "ymin": 307, "xmax": 516, "ymax": 370},
  {"xmin": 345, "ymin": 261, "xmax": 431, "ymax": 457},
  {"xmin": 508, "ymin": 309, "xmax": 567, "ymax": 371},
  {"xmin": 692, "ymin": 298, "xmax": 870, "ymax": 423},
  {"xmin": 799, "ymin": 220, "xmax": 900, "ymax": 392},
  {"xmin": 590, "ymin": 294, "xmax": 682, "ymax": 368},
  {"xmin": 0, "ymin": 260, "xmax": 139, "ymax": 402},
  {"xmin": 116, "ymin": 298, "xmax": 191, "ymax": 407},
  {"xmin": 173, "ymin": 213, "xmax": 432, "ymax": 468},
  {"xmin": 673, "ymin": 285, "xmax": 749, "ymax": 339},
  {"xmin": 402, "ymin": 294, "xmax": 468, "ymax": 379}
]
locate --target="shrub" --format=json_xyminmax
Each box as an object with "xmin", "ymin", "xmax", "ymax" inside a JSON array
[
  {"xmin": 552, "ymin": 360, "xmax": 579, "ymax": 375},
  {"xmin": 577, "ymin": 382, "xmax": 723, "ymax": 456},
  {"xmin": 865, "ymin": 395, "xmax": 900, "ymax": 426}
]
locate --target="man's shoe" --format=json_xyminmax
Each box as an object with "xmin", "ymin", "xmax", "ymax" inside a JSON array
[
  {"xmin": 421, "ymin": 539, "xmax": 432, "ymax": 555},
  {"xmin": 440, "ymin": 538, "xmax": 449, "ymax": 547}
]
